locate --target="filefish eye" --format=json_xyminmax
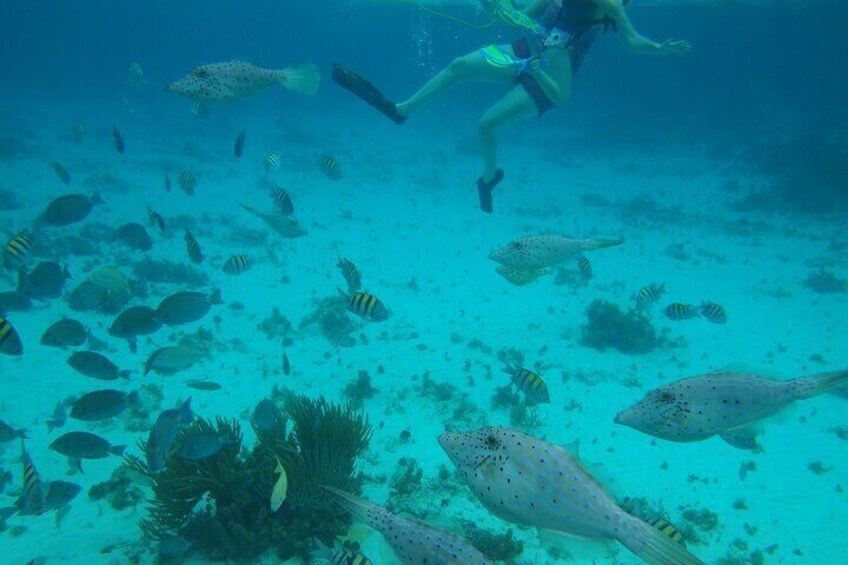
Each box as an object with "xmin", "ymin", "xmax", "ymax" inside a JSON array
[
  {"xmin": 659, "ymin": 391, "xmax": 675, "ymax": 403},
  {"xmin": 485, "ymin": 434, "xmax": 498, "ymax": 448}
]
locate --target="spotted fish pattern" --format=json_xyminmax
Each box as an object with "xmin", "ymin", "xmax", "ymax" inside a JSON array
[
  {"xmin": 166, "ymin": 61, "xmax": 318, "ymax": 105},
  {"xmin": 489, "ymin": 234, "xmax": 623, "ymax": 270},
  {"xmin": 438, "ymin": 427, "xmax": 704, "ymax": 565},
  {"xmin": 323, "ymin": 487, "xmax": 492, "ymax": 565},
  {"xmin": 615, "ymin": 370, "xmax": 848, "ymax": 449}
]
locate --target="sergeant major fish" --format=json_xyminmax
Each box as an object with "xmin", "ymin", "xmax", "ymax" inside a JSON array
[
  {"xmin": 165, "ymin": 60, "xmax": 320, "ymax": 108},
  {"xmin": 339, "ymin": 289, "xmax": 388, "ymax": 322},
  {"xmin": 615, "ymin": 369, "xmax": 848, "ymax": 450},
  {"xmin": 438, "ymin": 427, "xmax": 704, "ymax": 565},
  {"xmin": 323, "ymin": 487, "xmax": 493, "ymax": 565}
]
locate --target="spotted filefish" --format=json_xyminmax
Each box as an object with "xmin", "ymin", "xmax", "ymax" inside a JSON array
[
  {"xmin": 494, "ymin": 265, "xmax": 550, "ymax": 286},
  {"xmin": 489, "ymin": 234, "xmax": 623, "ymax": 270},
  {"xmin": 323, "ymin": 487, "xmax": 493, "ymax": 565},
  {"xmin": 165, "ymin": 60, "xmax": 320, "ymax": 106},
  {"xmin": 615, "ymin": 369, "xmax": 848, "ymax": 449},
  {"xmin": 438, "ymin": 427, "xmax": 704, "ymax": 565}
]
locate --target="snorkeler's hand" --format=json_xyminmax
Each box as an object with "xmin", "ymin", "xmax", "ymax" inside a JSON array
[
  {"xmin": 657, "ymin": 39, "xmax": 693, "ymax": 55},
  {"xmin": 528, "ymin": 57, "xmax": 544, "ymax": 74}
]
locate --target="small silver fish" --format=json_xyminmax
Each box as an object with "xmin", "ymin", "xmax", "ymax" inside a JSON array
[
  {"xmin": 323, "ymin": 487, "xmax": 492, "ymax": 565},
  {"xmin": 616, "ymin": 370, "xmax": 848, "ymax": 449},
  {"xmin": 438, "ymin": 427, "xmax": 704, "ymax": 565}
]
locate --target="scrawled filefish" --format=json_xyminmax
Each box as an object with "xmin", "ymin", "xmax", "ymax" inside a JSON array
[
  {"xmin": 323, "ymin": 487, "xmax": 493, "ymax": 565},
  {"xmin": 165, "ymin": 60, "xmax": 320, "ymax": 106},
  {"xmin": 438, "ymin": 427, "xmax": 704, "ymax": 565},
  {"xmin": 489, "ymin": 234, "xmax": 623, "ymax": 270},
  {"xmin": 239, "ymin": 203, "xmax": 307, "ymax": 238},
  {"xmin": 495, "ymin": 265, "xmax": 550, "ymax": 286},
  {"xmin": 615, "ymin": 369, "xmax": 848, "ymax": 450}
]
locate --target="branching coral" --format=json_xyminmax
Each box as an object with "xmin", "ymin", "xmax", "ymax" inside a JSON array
[{"xmin": 130, "ymin": 396, "xmax": 371, "ymax": 562}]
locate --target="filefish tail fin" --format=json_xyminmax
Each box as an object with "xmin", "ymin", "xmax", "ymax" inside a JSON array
[
  {"xmin": 322, "ymin": 486, "xmax": 380, "ymax": 527},
  {"xmin": 792, "ymin": 369, "xmax": 848, "ymax": 399},
  {"xmin": 278, "ymin": 63, "xmax": 320, "ymax": 96},
  {"xmin": 618, "ymin": 515, "xmax": 704, "ymax": 565},
  {"xmin": 584, "ymin": 238, "xmax": 624, "ymax": 251}
]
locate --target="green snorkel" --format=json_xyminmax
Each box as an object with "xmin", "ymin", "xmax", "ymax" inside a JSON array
[{"xmin": 490, "ymin": 0, "xmax": 546, "ymax": 35}]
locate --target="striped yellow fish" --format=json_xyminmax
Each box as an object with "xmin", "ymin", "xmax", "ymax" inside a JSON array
[
  {"xmin": 271, "ymin": 186, "xmax": 294, "ymax": 215},
  {"xmin": 222, "ymin": 254, "xmax": 251, "ymax": 275},
  {"xmin": 663, "ymin": 303, "xmax": 698, "ymax": 321},
  {"xmin": 337, "ymin": 257, "xmax": 361, "ymax": 292},
  {"xmin": 3, "ymin": 233, "xmax": 33, "ymax": 271},
  {"xmin": 634, "ymin": 283, "xmax": 666, "ymax": 310},
  {"xmin": 178, "ymin": 170, "xmax": 196, "ymax": 196},
  {"xmin": 699, "ymin": 301, "xmax": 727, "ymax": 324},
  {"xmin": 184, "ymin": 230, "xmax": 203, "ymax": 264},
  {"xmin": 51, "ymin": 161, "xmax": 71, "ymax": 184},
  {"xmin": 503, "ymin": 364, "xmax": 550, "ymax": 404},
  {"xmin": 264, "ymin": 152, "xmax": 281, "ymax": 173},
  {"xmin": 72, "ymin": 121, "xmax": 86, "ymax": 144},
  {"xmin": 0, "ymin": 315, "xmax": 23, "ymax": 356},
  {"xmin": 320, "ymin": 155, "xmax": 342, "ymax": 181},
  {"xmin": 339, "ymin": 289, "xmax": 388, "ymax": 321},
  {"xmin": 647, "ymin": 516, "xmax": 685, "ymax": 545},
  {"xmin": 576, "ymin": 255, "xmax": 592, "ymax": 281}
]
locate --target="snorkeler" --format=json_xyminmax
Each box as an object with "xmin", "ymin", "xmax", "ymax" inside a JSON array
[{"xmin": 333, "ymin": 0, "xmax": 691, "ymax": 213}]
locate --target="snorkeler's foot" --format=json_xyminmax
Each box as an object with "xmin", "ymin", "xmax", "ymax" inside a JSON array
[
  {"xmin": 332, "ymin": 63, "xmax": 407, "ymax": 124},
  {"xmin": 477, "ymin": 169, "xmax": 504, "ymax": 214}
]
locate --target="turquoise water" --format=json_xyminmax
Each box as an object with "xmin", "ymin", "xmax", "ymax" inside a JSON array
[{"xmin": 1, "ymin": 1, "xmax": 847, "ymax": 564}]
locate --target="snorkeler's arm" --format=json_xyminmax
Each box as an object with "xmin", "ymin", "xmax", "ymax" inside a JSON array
[{"xmin": 599, "ymin": 0, "xmax": 692, "ymax": 55}]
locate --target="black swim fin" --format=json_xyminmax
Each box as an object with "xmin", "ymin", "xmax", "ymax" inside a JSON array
[
  {"xmin": 477, "ymin": 169, "xmax": 504, "ymax": 214},
  {"xmin": 332, "ymin": 63, "xmax": 406, "ymax": 124}
]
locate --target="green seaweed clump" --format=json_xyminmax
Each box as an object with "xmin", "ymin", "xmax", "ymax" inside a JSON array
[
  {"xmin": 132, "ymin": 396, "xmax": 371, "ymax": 562},
  {"xmin": 461, "ymin": 521, "xmax": 524, "ymax": 564},
  {"xmin": 580, "ymin": 299, "xmax": 662, "ymax": 355},
  {"xmin": 343, "ymin": 370, "xmax": 377, "ymax": 409},
  {"xmin": 299, "ymin": 296, "xmax": 358, "ymax": 347}
]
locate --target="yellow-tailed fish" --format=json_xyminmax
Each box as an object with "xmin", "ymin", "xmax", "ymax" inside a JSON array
[{"xmin": 270, "ymin": 456, "xmax": 288, "ymax": 512}]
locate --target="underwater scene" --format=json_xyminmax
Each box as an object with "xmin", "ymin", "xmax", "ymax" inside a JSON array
[{"xmin": 1, "ymin": 0, "xmax": 847, "ymax": 563}]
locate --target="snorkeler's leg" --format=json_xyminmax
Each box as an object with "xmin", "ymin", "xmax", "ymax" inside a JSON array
[
  {"xmin": 397, "ymin": 50, "xmax": 516, "ymax": 118},
  {"xmin": 475, "ymin": 85, "xmax": 539, "ymax": 213}
]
